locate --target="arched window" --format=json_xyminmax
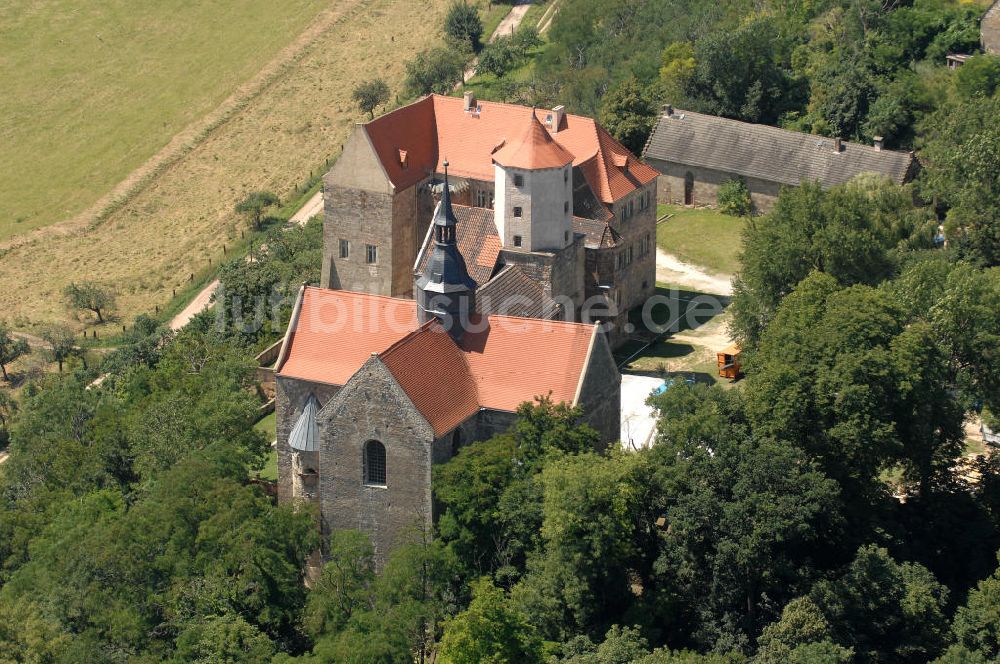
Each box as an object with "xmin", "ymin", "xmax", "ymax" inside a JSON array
[{"xmin": 363, "ymin": 440, "xmax": 386, "ymax": 486}]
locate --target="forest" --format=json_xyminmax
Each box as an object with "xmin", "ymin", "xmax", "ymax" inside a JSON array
[{"xmin": 1, "ymin": 0, "xmax": 999, "ymax": 661}]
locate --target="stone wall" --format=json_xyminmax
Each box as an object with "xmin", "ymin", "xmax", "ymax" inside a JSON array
[
  {"xmin": 499, "ymin": 234, "xmax": 586, "ymax": 316},
  {"xmin": 576, "ymin": 328, "xmax": 622, "ymax": 447},
  {"xmin": 274, "ymin": 375, "xmax": 341, "ymax": 505},
  {"xmin": 316, "ymin": 357, "xmax": 435, "ymax": 564},
  {"xmin": 648, "ymin": 160, "xmax": 783, "ymax": 213},
  {"xmin": 984, "ymin": 4, "xmax": 1000, "ymax": 54}
]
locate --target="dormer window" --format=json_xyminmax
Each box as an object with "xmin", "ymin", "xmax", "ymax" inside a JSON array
[{"xmin": 398, "ymin": 149, "xmax": 408, "ymax": 170}]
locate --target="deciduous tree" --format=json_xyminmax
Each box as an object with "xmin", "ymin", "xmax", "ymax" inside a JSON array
[
  {"xmin": 63, "ymin": 281, "xmax": 115, "ymax": 324},
  {"xmin": 0, "ymin": 324, "xmax": 29, "ymax": 381},
  {"xmin": 352, "ymin": 78, "xmax": 390, "ymax": 119}
]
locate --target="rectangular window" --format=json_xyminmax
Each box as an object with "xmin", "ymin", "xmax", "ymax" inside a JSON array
[
  {"xmin": 513, "ymin": 235, "xmax": 522, "ymax": 247},
  {"xmin": 339, "ymin": 239, "xmax": 350, "ymax": 259},
  {"xmin": 564, "ymin": 230, "xmax": 570, "ymax": 243},
  {"xmin": 513, "ymin": 206, "xmax": 522, "ymax": 218},
  {"xmin": 366, "ymin": 244, "xmax": 377, "ymax": 264},
  {"xmin": 514, "ymin": 174, "xmax": 524, "ymax": 187},
  {"xmin": 564, "ymin": 201, "xmax": 569, "ymax": 214}
]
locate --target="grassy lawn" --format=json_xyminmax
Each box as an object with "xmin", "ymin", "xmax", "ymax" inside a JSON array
[
  {"xmin": 656, "ymin": 204, "xmax": 746, "ymax": 276},
  {"xmin": 0, "ymin": 0, "xmax": 331, "ymax": 241},
  {"xmin": 254, "ymin": 412, "xmax": 276, "ymax": 443},
  {"xmin": 0, "ymin": 0, "xmax": 453, "ymax": 332}
]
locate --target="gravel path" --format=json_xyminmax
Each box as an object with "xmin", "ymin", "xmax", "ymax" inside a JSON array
[
  {"xmin": 462, "ymin": 1, "xmax": 535, "ymax": 82},
  {"xmin": 656, "ymin": 248, "xmax": 733, "ymax": 296}
]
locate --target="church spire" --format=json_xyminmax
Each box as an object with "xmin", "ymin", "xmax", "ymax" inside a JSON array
[{"xmin": 415, "ymin": 161, "xmax": 477, "ymax": 340}]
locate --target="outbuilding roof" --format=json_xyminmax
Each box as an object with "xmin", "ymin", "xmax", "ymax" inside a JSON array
[
  {"xmin": 361, "ymin": 94, "xmax": 658, "ymax": 204},
  {"xmin": 276, "ymin": 287, "xmax": 599, "ymax": 433},
  {"xmin": 643, "ymin": 109, "xmax": 915, "ymax": 188}
]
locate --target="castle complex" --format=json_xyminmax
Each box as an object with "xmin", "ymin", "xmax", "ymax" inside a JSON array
[
  {"xmin": 270, "ymin": 94, "xmax": 659, "ymax": 561},
  {"xmin": 321, "ymin": 93, "xmax": 658, "ymax": 346}
]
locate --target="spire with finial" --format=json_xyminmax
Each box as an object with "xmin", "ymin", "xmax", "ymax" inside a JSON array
[{"xmin": 415, "ymin": 160, "xmax": 477, "ymax": 339}]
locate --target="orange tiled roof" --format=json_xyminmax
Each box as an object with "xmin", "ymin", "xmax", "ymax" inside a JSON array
[
  {"xmin": 380, "ymin": 321, "xmax": 481, "ymax": 436},
  {"xmin": 277, "ymin": 288, "xmax": 597, "ymax": 430},
  {"xmin": 492, "ymin": 112, "xmax": 574, "ymax": 170},
  {"xmin": 361, "ymin": 94, "xmax": 658, "ymax": 204},
  {"xmin": 278, "ymin": 288, "xmax": 418, "ymax": 386}
]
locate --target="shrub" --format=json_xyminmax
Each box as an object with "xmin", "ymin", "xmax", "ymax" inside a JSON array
[
  {"xmin": 405, "ymin": 46, "xmax": 467, "ymax": 96},
  {"xmin": 717, "ymin": 177, "xmax": 752, "ymax": 217}
]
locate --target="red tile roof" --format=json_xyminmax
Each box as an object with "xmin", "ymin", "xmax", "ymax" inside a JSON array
[
  {"xmin": 361, "ymin": 94, "xmax": 658, "ymax": 204},
  {"xmin": 380, "ymin": 321, "xmax": 481, "ymax": 436},
  {"xmin": 278, "ymin": 288, "xmax": 418, "ymax": 386},
  {"xmin": 492, "ymin": 112, "xmax": 574, "ymax": 170},
  {"xmin": 277, "ymin": 287, "xmax": 598, "ymax": 430}
]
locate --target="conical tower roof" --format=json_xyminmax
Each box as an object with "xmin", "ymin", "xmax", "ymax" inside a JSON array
[
  {"xmin": 289, "ymin": 394, "xmax": 320, "ymax": 452},
  {"xmin": 492, "ymin": 110, "xmax": 574, "ymax": 170}
]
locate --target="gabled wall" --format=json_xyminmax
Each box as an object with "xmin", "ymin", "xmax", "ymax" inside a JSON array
[
  {"xmin": 316, "ymin": 357, "xmax": 435, "ymax": 564},
  {"xmin": 576, "ymin": 328, "xmax": 622, "ymax": 447}
]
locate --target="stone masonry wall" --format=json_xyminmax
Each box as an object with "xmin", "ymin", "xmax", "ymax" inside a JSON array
[
  {"xmin": 317, "ymin": 357, "xmax": 435, "ymax": 565},
  {"xmin": 322, "ymin": 180, "xmax": 395, "ymax": 294},
  {"xmin": 576, "ymin": 329, "xmax": 622, "ymax": 447},
  {"xmin": 649, "ymin": 160, "xmax": 783, "ymax": 213},
  {"xmin": 275, "ymin": 375, "xmax": 341, "ymax": 505}
]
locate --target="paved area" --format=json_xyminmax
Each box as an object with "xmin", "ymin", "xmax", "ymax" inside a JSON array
[{"xmin": 620, "ymin": 374, "xmax": 664, "ymax": 450}]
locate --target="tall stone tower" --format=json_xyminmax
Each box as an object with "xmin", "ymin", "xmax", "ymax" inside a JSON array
[
  {"xmin": 492, "ymin": 111, "xmax": 575, "ymax": 252},
  {"xmin": 415, "ymin": 163, "xmax": 477, "ymax": 340}
]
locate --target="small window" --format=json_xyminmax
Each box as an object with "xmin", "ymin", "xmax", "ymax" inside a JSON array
[
  {"xmin": 363, "ymin": 440, "xmax": 386, "ymax": 486},
  {"xmin": 339, "ymin": 239, "xmax": 350, "ymax": 259},
  {"xmin": 564, "ymin": 201, "xmax": 569, "ymax": 214},
  {"xmin": 513, "ymin": 235, "xmax": 522, "ymax": 247},
  {"xmin": 513, "ymin": 206, "xmax": 522, "ymax": 218},
  {"xmin": 514, "ymin": 174, "xmax": 524, "ymax": 187},
  {"xmin": 564, "ymin": 230, "xmax": 570, "ymax": 243},
  {"xmin": 564, "ymin": 169, "xmax": 569, "ymax": 183},
  {"xmin": 366, "ymin": 244, "xmax": 377, "ymax": 264}
]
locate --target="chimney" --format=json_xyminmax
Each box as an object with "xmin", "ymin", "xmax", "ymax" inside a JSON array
[
  {"xmin": 873, "ymin": 136, "xmax": 884, "ymax": 151},
  {"xmin": 550, "ymin": 105, "xmax": 565, "ymax": 133},
  {"xmin": 833, "ymin": 137, "xmax": 843, "ymax": 153},
  {"xmin": 663, "ymin": 103, "xmax": 673, "ymax": 117},
  {"xmin": 463, "ymin": 90, "xmax": 476, "ymax": 112}
]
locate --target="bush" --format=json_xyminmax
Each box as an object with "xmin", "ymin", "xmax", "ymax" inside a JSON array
[
  {"xmin": 478, "ymin": 37, "xmax": 517, "ymax": 79},
  {"xmin": 717, "ymin": 177, "xmax": 752, "ymax": 217},
  {"xmin": 955, "ymin": 54, "xmax": 1000, "ymax": 99}
]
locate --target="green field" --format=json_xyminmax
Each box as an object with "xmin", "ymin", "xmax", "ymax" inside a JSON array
[
  {"xmin": 656, "ymin": 204, "xmax": 746, "ymax": 276},
  {"xmin": 254, "ymin": 412, "xmax": 277, "ymax": 481},
  {"xmin": 0, "ymin": 0, "xmax": 329, "ymax": 240}
]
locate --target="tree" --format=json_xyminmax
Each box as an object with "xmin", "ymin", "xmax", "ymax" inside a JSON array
[
  {"xmin": 0, "ymin": 387, "xmax": 15, "ymax": 446},
  {"xmin": 598, "ymin": 77, "xmax": 656, "ymax": 155},
  {"xmin": 730, "ymin": 178, "xmax": 935, "ymax": 349},
  {"xmin": 955, "ymin": 54, "xmax": 1000, "ymax": 100},
  {"xmin": 235, "ymin": 190, "xmax": 279, "ymax": 231},
  {"xmin": 0, "ymin": 324, "xmax": 29, "ymax": 381},
  {"xmin": 41, "ymin": 325, "xmax": 82, "ymax": 373},
  {"xmin": 918, "ymin": 96, "xmax": 1000, "ymax": 266},
  {"xmin": 405, "ymin": 46, "xmax": 467, "ymax": 96},
  {"xmin": 63, "ymin": 281, "xmax": 115, "ymax": 324},
  {"xmin": 304, "ymin": 530, "xmax": 376, "ymax": 638},
  {"xmin": 477, "ymin": 37, "xmax": 517, "ymax": 79},
  {"xmin": 352, "ymin": 78, "xmax": 390, "ymax": 119},
  {"xmin": 444, "ymin": 1, "xmax": 483, "ymax": 52},
  {"xmin": 950, "ymin": 552, "xmax": 1000, "ymax": 660},
  {"xmin": 438, "ymin": 577, "xmax": 544, "ymax": 663},
  {"xmin": 810, "ymin": 545, "xmax": 949, "ymax": 663},
  {"xmin": 172, "ymin": 614, "xmax": 276, "ymax": 663},
  {"xmin": 755, "ymin": 598, "xmax": 851, "ymax": 664}
]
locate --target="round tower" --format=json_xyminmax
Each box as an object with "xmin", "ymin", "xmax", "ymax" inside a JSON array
[
  {"xmin": 492, "ymin": 110, "xmax": 575, "ymax": 253},
  {"xmin": 415, "ymin": 162, "xmax": 477, "ymax": 340}
]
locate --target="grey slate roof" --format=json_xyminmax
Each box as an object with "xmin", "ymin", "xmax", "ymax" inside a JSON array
[
  {"xmin": 289, "ymin": 394, "xmax": 320, "ymax": 452},
  {"xmin": 477, "ymin": 265, "xmax": 561, "ymax": 320},
  {"xmin": 643, "ymin": 110, "xmax": 915, "ymax": 188}
]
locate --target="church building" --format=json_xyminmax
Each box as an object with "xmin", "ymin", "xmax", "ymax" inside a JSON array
[
  {"xmin": 321, "ymin": 93, "xmax": 659, "ymax": 346},
  {"xmin": 273, "ymin": 180, "xmax": 621, "ymax": 561}
]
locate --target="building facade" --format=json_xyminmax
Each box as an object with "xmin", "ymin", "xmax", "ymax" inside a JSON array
[
  {"xmin": 643, "ymin": 106, "xmax": 917, "ymax": 213},
  {"xmin": 321, "ymin": 93, "xmax": 658, "ymax": 347},
  {"xmin": 984, "ymin": 0, "xmax": 1000, "ymax": 54}
]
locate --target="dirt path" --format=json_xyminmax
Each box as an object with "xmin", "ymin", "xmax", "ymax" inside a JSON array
[
  {"xmin": 0, "ymin": 451, "xmax": 8, "ymax": 465},
  {"xmin": 168, "ymin": 193, "xmax": 322, "ymax": 331},
  {"xmin": 656, "ymin": 248, "xmax": 733, "ymax": 296},
  {"xmin": 462, "ymin": 1, "xmax": 535, "ymax": 82}
]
